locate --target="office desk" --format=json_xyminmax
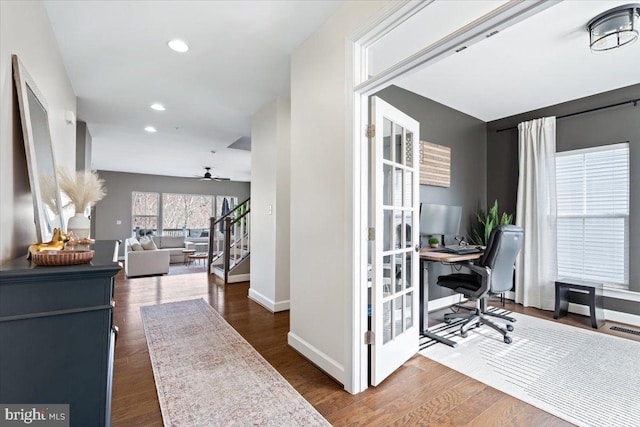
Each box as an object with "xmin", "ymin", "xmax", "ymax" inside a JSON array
[{"xmin": 419, "ymin": 247, "xmax": 483, "ymax": 347}]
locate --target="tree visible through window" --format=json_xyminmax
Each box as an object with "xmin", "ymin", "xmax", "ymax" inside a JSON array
[
  {"xmin": 132, "ymin": 192, "xmax": 159, "ymax": 236},
  {"xmin": 162, "ymin": 193, "xmax": 213, "ymax": 231}
]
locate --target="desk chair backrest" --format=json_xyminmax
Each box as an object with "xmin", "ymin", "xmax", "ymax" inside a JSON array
[{"xmin": 479, "ymin": 225, "xmax": 523, "ymax": 294}]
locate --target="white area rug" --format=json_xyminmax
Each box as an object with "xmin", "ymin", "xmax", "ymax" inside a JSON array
[
  {"xmin": 140, "ymin": 299, "xmax": 330, "ymax": 426},
  {"xmin": 420, "ymin": 309, "xmax": 640, "ymax": 427}
]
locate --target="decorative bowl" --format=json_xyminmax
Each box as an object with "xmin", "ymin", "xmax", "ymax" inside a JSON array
[{"xmin": 31, "ymin": 250, "xmax": 94, "ymax": 266}]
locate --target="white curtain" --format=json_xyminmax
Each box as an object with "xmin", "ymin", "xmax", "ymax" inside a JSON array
[{"xmin": 515, "ymin": 117, "xmax": 557, "ymax": 310}]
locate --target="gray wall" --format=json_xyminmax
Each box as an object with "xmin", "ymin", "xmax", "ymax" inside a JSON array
[
  {"xmin": 93, "ymin": 170, "xmax": 250, "ymax": 257},
  {"xmin": 487, "ymin": 84, "xmax": 640, "ymax": 309},
  {"xmin": 75, "ymin": 121, "xmax": 92, "ymax": 171},
  {"xmin": 376, "ymin": 85, "xmax": 487, "ymax": 300}
]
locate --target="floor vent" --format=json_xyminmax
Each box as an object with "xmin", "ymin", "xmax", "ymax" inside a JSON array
[{"xmin": 610, "ymin": 326, "xmax": 640, "ymax": 336}]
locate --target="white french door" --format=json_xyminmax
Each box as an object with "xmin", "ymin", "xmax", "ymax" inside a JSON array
[{"xmin": 370, "ymin": 97, "xmax": 420, "ymax": 386}]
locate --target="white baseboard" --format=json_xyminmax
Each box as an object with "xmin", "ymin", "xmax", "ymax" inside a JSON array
[
  {"xmin": 567, "ymin": 303, "xmax": 640, "ymax": 328},
  {"xmin": 227, "ymin": 273, "xmax": 250, "ymax": 283},
  {"xmin": 288, "ymin": 332, "xmax": 344, "ymax": 385},
  {"xmin": 247, "ymin": 289, "xmax": 290, "ymax": 312},
  {"xmin": 211, "ymin": 266, "xmax": 249, "ymax": 283}
]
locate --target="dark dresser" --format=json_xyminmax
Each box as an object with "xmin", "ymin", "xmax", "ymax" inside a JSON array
[{"xmin": 0, "ymin": 241, "xmax": 121, "ymax": 426}]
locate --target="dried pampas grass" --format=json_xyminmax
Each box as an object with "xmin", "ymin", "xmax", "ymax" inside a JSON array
[{"xmin": 58, "ymin": 169, "xmax": 106, "ymax": 213}]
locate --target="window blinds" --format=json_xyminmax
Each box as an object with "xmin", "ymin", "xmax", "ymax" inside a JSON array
[{"xmin": 556, "ymin": 143, "xmax": 629, "ymax": 287}]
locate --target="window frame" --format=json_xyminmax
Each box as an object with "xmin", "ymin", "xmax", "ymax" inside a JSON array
[
  {"xmin": 131, "ymin": 191, "xmax": 160, "ymax": 237},
  {"xmin": 161, "ymin": 192, "xmax": 215, "ymax": 233},
  {"xmin": 555, "ymin": 143, "xmax": 630, "ymax": 289}
]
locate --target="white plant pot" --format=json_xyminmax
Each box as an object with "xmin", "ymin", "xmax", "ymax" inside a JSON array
[{"xmin": 67, "ymin": 213, "xmax": 90, "ymax": 239}]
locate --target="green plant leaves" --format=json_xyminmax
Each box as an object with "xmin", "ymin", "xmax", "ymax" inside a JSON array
[{"xmin": 470, "ymin": 200, "xmax": 513, "ymax": 245}]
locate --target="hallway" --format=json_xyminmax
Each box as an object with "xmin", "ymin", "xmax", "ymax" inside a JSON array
[{"xmin": 111, "ymin": 271, "xmax": 571, "ymax": 426}]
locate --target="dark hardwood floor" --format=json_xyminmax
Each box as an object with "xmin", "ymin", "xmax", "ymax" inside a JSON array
[{"xmin": 111, "ymin": 269, "xmax": 637, "ymax": 426}]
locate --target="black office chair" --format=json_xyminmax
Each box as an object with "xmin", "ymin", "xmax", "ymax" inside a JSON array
[{"xmin": 437, "ymin": 224, "xmax": 523, "ymax": 344}]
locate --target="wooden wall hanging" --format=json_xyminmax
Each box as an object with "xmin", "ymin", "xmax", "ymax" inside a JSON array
[{"xmin": 420, "ymin": 141, "xmax": 451, "ymax": 187}]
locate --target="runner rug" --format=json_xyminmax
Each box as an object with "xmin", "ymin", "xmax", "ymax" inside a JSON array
[
  {"xmin": 140, "ymin": 298, "xmax": 330, "ymax": 426},
  {"xmin": 420, "ymin": 308, "xmax": 640, "ymax": 427}
]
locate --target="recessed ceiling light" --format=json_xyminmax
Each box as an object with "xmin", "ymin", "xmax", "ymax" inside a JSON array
[
  {"xmin": 150, "ymin": 103, "xmax": 165, "ymax": 111},
  {"xmin": 144, "ymin": 126, "xmax": 157, "ymax": 133},
  {"xmin": 168, "ymin": 39, "xmax": 189, "ymax": 53}
]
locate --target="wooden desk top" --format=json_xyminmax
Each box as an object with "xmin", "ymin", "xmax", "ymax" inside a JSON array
[{"xmin": 419, "ymin": 246, "xmax": 483, "ymax": 263}]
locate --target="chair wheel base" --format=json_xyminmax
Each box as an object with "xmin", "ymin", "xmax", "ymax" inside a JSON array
[
  {"xmin": 504, "ymin": 336, "xmax": 512, "ymax": 344},
  {"xmin": 506, "ymin": 324, "xmax": 514, "ymax": 332},
  {"xmin": 461, "ymin": 331, "xmax": 468, "ymax": 338}
]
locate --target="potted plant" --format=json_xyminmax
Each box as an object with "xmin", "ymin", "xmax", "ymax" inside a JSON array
[
  {"xmin": 470, "ymin": 200, "xmax": 513, "ymax": 246},
  {"xmin": 428, "ymin": 236, "xmax": 440, "ymax": 248}
]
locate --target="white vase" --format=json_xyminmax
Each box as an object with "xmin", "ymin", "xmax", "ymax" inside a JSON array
[{"xmin": 67, "ymin": 212, "xmax": 90, "ymax": 239}]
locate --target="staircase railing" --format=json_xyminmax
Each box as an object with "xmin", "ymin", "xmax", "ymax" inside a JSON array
[{"xmin": 208, "ymin": 197, "xmax": 250, "ymax": 282}]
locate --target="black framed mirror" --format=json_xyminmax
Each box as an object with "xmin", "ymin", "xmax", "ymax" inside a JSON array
[{"xmin": 12, "ymin": 54, "xmax": 66, "ymax": 242}]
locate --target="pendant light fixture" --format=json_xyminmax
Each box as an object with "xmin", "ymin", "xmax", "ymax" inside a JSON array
[{"xmin": 587, "ymin": 4, "xmax": 640, "ymax": 52}]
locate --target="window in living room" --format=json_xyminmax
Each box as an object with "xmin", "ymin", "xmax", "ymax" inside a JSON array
[
  {"xmin": 556, "ymin": 143, "xmax": 629, "ymax": 289},
  {"xmin": 162, "ymin": 193, "xmax": 214, "ymax": 234},
  {"xmin": 132, "ymin": 191, "xmax": 159, "ymax": 237}
]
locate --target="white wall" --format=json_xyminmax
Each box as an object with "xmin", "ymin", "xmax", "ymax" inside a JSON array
[
  {"xmin": 0, "ymin": 0, "xmax": 76, "ymax": 263},
  {"xmin": 250, "ymin": 98, "xmax": 291, "ymax": 312},
  {"xmin": 275, "ymin": 98, "xmax": 291, "ymax": 305},
  {"xmin": 289, "ymin": 1, "xmax": 390, "ymax": 388}
]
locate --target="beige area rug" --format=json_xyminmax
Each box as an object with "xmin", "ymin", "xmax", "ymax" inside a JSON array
[
  {"xmin": 420, "ymin": 309, "xmax": 640, "ymax": 427},
  {"xmin": 140, "ymin": 299, "xmax": 330, "ymax": 426}
]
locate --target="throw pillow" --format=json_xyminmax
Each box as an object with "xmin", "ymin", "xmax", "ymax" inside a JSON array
[
  {"xmin": 140, "ymin": 237, "xmax": 158, "ymax": 250},
  {"xmin": 129, "ymin": 238, "xmax": 144, "ymax": 251}
]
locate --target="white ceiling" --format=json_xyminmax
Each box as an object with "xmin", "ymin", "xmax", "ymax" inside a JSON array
[
  {"xmin": 395, "ymin": 0, "xmax": 640, "ymax": 122},
  {"xmin": 44, "ymin": 1, "xmax": 640, "ymax": 182},
  {"xmin": 43, "ymin": 0, "xmax": 345, "ymax": 181}
]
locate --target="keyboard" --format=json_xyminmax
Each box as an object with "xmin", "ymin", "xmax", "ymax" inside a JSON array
[{"xmin": 431, "ymin": 247, "xmax": 482, "ymax": 255}]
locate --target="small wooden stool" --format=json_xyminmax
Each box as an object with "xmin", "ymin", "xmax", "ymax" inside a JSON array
[{"xmin": 554, "ymin": 279, "xmax": 604, "ymax": 329}]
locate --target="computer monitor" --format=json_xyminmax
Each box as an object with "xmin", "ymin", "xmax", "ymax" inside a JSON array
[{"xmin": 420, "ymin": 203, "xmax": 462, "ymax": 237}]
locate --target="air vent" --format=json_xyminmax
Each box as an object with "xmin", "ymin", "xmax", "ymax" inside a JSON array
[
  {"xmin": 610, "ymin": 326, "xmax": 640, "ymax": 336},
  {"xmin": 486, "ymin": 30, "xmax": 499, "ymax": 38},
  {"xmin": 455, "ymin": 46, "xmax": 467, "ymax": 53}
]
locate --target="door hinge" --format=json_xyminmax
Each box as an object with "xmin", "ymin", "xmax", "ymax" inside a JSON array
[
  {"xmin": 364, "ymin": 330, "xmax": 374, "ymax": 345},
  {"xmin": 366, "ymin": 124, "xmax": 375, "ymax": 138},
  {"xmin": 368, "ymin": 227, "xmax": 375, "ymax": 241}
]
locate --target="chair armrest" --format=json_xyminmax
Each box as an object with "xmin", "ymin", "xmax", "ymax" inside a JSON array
[
  {"xmin": 467, "ymin": 263, "xmax": 490, "ymax": 278},
  {"xmin": 464, "ymin": 263, "xmax": 492, "ymax": 296}
]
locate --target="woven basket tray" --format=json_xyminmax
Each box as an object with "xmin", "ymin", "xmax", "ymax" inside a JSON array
[{"xmin": 31, "ymin": 250, "xmax": 94, "ymax": 266}]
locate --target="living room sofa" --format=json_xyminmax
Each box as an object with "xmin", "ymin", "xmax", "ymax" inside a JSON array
[
  {"xmin": 152, "ymin": 235, "xmax": 188, "ymax": 264},
  {"xmin": 124, "ymin": 238, "xmax": 170, "ymax": 277}
]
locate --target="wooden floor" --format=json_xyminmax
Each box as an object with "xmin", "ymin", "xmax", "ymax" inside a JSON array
[{"xmin": 111, "ymin": 270, "xmax": 638, "ymax": 426}]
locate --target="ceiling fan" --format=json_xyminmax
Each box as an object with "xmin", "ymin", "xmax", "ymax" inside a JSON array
[{"xmin": 198, "ymin": 167, "xmax": 230, "ymax": 182}]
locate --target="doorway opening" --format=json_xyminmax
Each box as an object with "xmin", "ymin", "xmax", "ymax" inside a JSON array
[{"xmin": 351, "ymin": 0, "xmax": 560, "ymax": 393}]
